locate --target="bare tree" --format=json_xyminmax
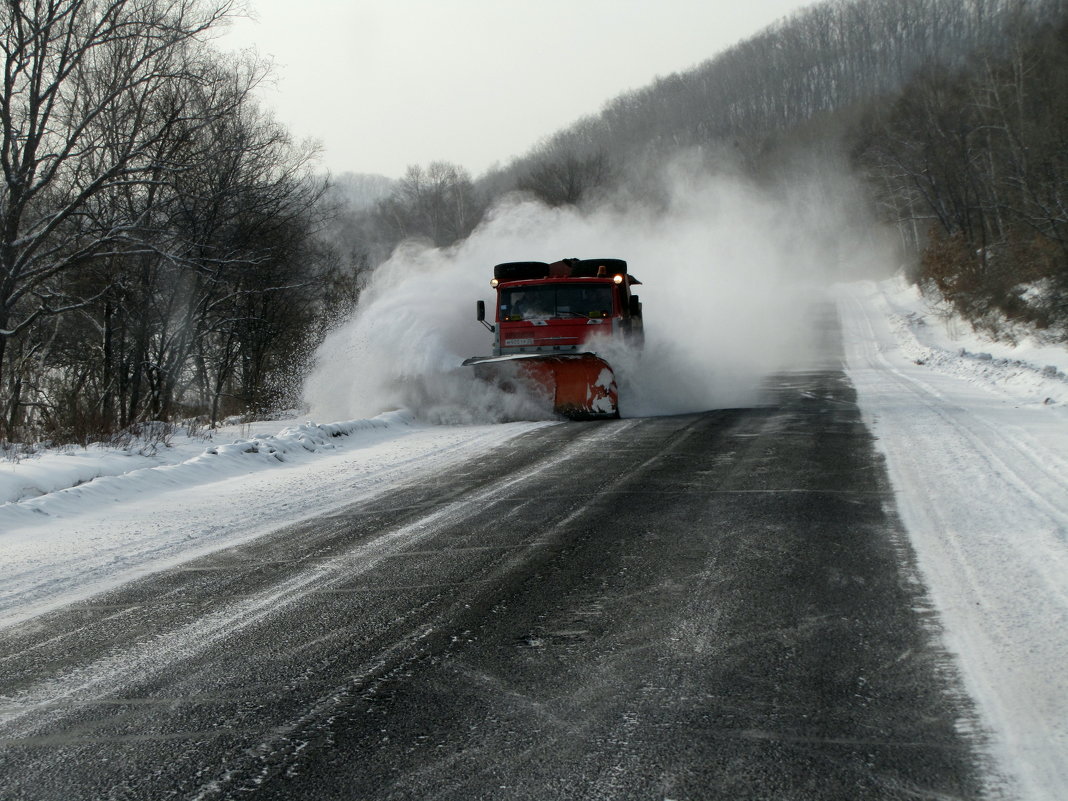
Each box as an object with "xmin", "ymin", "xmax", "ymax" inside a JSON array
[
  {"xmin": 857, "ymin": 15, "xmax": 1068, "ymax": 332},
  {"xmin": 517, "ymin": 143, "xmax": 612, "ymax": 207},
  {"xmin": 375, "ymin": 161, "xmax": 479, "ymax": 248},
  {"xmin": 0, "ymin": 0, "xmax": 237, "ymax": 430}
]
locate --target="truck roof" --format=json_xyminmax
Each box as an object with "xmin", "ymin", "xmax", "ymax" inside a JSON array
[
  {"xmin": 493, "ymin": 258, "xmax": 629, "ymax": 282},
  {"xmin": 495, "ymin": 275, "xmax": 642, "ymax": 287},
  {"xmin": 493, "ymin": 259, "xmax": 640, "ymax": 286}
]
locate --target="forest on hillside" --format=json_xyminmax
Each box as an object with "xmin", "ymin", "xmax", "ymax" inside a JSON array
[
  {"xmin": 340, "ymin": 0, "xmax": 1068, "ymax": 340},
  {"xmin": 2, "ymin": 0, "xmax": 1066, "ymax": 445}
]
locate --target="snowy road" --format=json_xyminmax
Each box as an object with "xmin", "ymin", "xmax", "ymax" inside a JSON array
[
  {"xmin": 839, "ymin": 282, "xmax": 1068, "ymax": 801},
  {"xmin": 0, "ymin": 318, "xmax": 987, "ymax": 799}
]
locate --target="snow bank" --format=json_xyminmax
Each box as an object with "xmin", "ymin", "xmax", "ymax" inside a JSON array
[
  {"xmin": 0, "ymin": 413, "xmax": 408, "ymax": 521},
  {"xmin": 0, "ymin": 413, "xmax": 549, "ymax": 628},
  {"xmin": 872, "ymin": 275, "xmax": 1068, "ymax": 407}
]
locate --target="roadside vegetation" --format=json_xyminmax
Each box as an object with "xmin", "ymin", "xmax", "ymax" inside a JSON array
[
  {"xmin": 856, "ymin": 18, "xmax": 1068, "ymax": 341},
  {"xmin": 3, "ymin": 0, "xmax": 1066, "ymax": 447}
]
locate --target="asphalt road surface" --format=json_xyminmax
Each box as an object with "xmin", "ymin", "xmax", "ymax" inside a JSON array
[{"xmin": 0, "ymin": 326, "xmax": 989, "ymax": 799}]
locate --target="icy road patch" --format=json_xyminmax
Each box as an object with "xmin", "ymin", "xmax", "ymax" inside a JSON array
[
  {"xmin": 0, "ymin": 413, "xmax": 550, "ymax": 629},
  {"xmin": 838, "ymin": 277, "xmax": 1068, "ymax": 801}
]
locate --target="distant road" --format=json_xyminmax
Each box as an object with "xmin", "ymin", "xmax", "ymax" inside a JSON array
[{"xmin": 0, "ymin": 317, "xmax": 986, "ymax": 800}]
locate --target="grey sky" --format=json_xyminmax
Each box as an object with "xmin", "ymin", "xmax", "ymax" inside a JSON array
[{"xmin": 220, "ymin": 1, "xmax": 812, "ymax": 178}]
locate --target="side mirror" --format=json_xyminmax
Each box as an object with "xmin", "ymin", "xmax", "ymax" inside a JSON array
[
  {"xmin": 629, "ymin": 295, "xmax": 642, "ymax": 319},
  {"xmin": 476, "ymin": 300, "xmax": 495, "ymax": 332}
]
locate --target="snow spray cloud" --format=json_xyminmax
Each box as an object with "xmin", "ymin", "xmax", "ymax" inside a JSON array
[{"xmin": 304, "ymin": 154, "xmax": 892, "ymax": 423}]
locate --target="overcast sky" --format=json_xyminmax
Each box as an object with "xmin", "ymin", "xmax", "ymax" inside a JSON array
[{"xmin": 219, "ymin": 1, "xmax": 813, "ymax": 179}]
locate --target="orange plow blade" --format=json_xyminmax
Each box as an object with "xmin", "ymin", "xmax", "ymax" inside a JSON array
[{"xmin": 465, "ymin": 353, "xmax": 619, "ymax": 419}]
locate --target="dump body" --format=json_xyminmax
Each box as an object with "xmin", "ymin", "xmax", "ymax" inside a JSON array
[{"xmin": 464, "ymin": 258, "xmax": 642, "ymax": 419}]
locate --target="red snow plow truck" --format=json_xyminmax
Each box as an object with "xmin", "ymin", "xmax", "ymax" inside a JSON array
[{"xmin": 463, "ymin": 258, "xmax": 643, "ymax": 419}]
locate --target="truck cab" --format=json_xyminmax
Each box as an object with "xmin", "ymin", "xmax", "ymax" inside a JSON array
[{"xmin": 478, "ymin": 258, "xmax": 643, "ymax": 357}]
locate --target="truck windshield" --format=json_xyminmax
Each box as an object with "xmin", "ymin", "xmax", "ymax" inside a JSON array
[{"xmin": 500, "ymin": 285, "xmax": 613, "ymax": 321}]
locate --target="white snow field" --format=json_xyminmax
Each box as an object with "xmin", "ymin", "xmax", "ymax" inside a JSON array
[{"xmin": 838, "ymin": 278, "xmax": 1068, "ymax": 801}]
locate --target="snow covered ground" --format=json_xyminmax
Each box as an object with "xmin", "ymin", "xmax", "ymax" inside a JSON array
[
  {"xmin": 0, "ymin": 412, "xmax": 550, "ymax": 628},
  {"xmin": 838, "ymin": 277, "xmax": 1068, "ymax": 801}
]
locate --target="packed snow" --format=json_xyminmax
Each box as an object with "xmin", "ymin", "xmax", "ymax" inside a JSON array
[
  {"xmin": 1, "ymin": 273, "xmax": 1065, "ymax": 800},
  {"xmin": 838, "ymin": 276, "xmax": 1068, "ymax": 801}
]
